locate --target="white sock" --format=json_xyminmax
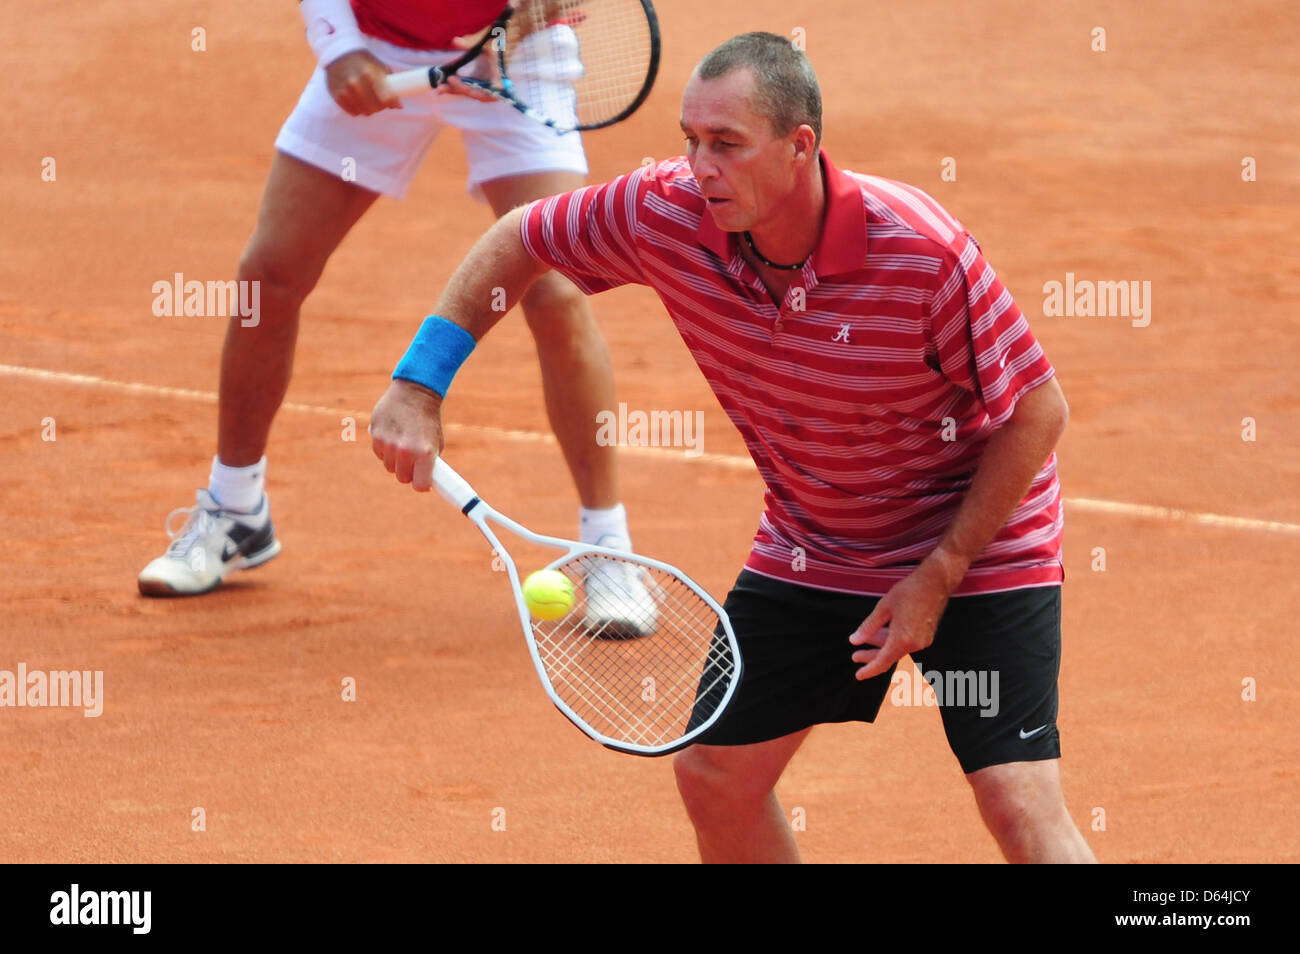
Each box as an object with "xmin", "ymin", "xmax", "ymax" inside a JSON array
[
  {"xmin": 580, "ymin": 503, "xmax": 631, "ymax": 551},
  {"xmin": 208, "ymin": 455, "xmax": 267, "ymax": 513}
]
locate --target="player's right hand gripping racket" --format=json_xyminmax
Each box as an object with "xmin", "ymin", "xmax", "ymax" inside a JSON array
[
  {"xmin": 382, "ymin": 1, "xmax": 660, "ymax": 133},
  {"xmin": 432, "ymin": 458, "xmax": 740, "ymax": 756}
]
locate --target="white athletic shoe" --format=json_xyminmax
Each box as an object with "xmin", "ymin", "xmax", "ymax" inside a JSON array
[
  {"xmin": 582, "ymin": 553, "xmax": 658, "ymax": 639},
  {"xmin": 137, "ymin": 490, "xmax": 281, "ymax": 597}
]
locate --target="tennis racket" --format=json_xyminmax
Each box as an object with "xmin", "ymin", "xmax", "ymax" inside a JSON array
[
  {"xmin": 382, "ymin": 1, "xmax": 661, "ymax": 132},
  {"xmin": 432, "ymin": 458, "xmax": 740, "ymax": 756}
]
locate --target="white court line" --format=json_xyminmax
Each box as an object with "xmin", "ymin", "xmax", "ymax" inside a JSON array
[
  {"xmin": 4, "ymin": 362, "xmax": 1298, "ymax": 536},
  {"xmin": 1064, "ymin": 497, "xmax": 1299, "ymax": 535}
]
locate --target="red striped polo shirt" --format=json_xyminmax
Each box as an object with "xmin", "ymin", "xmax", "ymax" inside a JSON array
[
  {"xmin": 520, "ymin": 151, "xmax": 1064, "ymax": 597},
  {"xmin": 353, "ymin": 1, "xmax": 506, "ymax": 51}
]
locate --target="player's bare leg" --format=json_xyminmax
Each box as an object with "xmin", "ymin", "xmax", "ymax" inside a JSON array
[
  {"xmin": 139, "ymin": 152, "xmax": 378, "ymax": 596},
  {"xmin": 967, "ymin": 759, "xmax": 1097, "ymax": 863},
  {"xmin": 673, "ymin": 729, "xmax": 812, "ymax": 863},
  {"xmin": 479, "ymin": 172, "xmax": 619, "ymax": 510},
  {"xmin": 219, "ymin": 152, "xmax": 381, "ymax": 466},
  {"xmin": 480, "ymin": 171, "xmax": 653, "ymax": 636}
]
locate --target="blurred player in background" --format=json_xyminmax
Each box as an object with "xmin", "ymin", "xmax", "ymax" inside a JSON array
[
  {"xmin": 369, "ymin": 32, "xmax": 1097, "ymax": 863},
  {"xmin": 139, "ymin": 0, "xmax": 656, "ymax": 633}
]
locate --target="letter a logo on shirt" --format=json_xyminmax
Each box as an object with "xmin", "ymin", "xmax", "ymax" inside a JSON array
[{"xmin": 832, "ymin": 324, "xmax": 851, "ymax": 343}]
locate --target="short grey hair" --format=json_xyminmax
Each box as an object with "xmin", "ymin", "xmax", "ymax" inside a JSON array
[{"xmin": 695, "ymin": 32, "xmax": 822, "ymax": 145}]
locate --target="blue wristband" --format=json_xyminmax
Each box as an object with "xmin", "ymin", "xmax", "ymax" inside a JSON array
[{"xmin": 391, "ymin": 315, "xmax": 476, "ymax": 398}]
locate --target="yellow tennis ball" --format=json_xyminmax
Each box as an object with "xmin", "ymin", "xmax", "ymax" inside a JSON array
[{"xmin": 523, "ymin": 569, "xmax": 575, "ymax": 621}]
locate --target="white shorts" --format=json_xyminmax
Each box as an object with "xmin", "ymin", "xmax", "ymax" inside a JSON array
[{"xmin": 274, "ymin": 34, "xmax": 588, "ymax": 200}]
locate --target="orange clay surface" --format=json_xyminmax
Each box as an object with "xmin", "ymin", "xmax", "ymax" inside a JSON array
[{"xmin": 2, "ymin": 1, "xmax": 1297, "ymax": 862}]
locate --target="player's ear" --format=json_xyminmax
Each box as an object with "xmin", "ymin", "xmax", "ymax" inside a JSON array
[{"xmin": 791, "ymin": 124, "xmax": 817, "ymax": 166}]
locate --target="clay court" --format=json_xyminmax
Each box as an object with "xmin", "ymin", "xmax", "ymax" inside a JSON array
[{"xmin": 3, "ymin": 1, "xmax": 1297, "ymax": 863}]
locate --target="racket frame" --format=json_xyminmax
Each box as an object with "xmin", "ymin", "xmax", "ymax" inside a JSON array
[
  {"xmin": 381, "ymin": 1, "xmax": 661, "ymax": 133},
  {"xmin": 434, "ymin": 458, "xmax": 740, "ymax": 756}
]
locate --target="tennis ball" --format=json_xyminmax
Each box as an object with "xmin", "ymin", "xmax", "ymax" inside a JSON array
[{"xmin": 523, "ymin": 569, "xmax": 575, "ymax": 621}]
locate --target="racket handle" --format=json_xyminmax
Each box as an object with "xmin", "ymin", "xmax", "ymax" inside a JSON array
[
  {"xmin": 383, "ymin": 66, "xmax": 438, "ymax": 97},
  {"xmin": 432, "ymin": 458, "xmax": 478, "ymax": 511}
]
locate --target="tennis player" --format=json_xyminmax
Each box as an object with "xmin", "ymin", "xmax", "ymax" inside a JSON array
[
  {"xmin": 138, "ymin": 0, "xmax": 656, "ymax": 632},
  {"xmin": 369, "ymin": 32, "xmax": 1097, "ymax": 863}
]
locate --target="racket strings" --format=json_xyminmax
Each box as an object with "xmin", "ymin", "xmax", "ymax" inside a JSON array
[
  {"xmin": 530, "ymin": 553, "xmax": 737, "ymax": 747},
  {"xmin": 503, "ymin": 0, "xmax": 655, "ymax": 128}
]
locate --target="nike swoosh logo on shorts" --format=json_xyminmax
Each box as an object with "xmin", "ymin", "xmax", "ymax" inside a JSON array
[{"xmin": 1019, "ymin": 724, "xmax": 1050, "ymax": 740}]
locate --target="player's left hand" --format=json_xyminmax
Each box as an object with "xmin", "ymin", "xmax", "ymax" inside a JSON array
[
  {"xmin": 435, "ymin": 31, "xmax": 500, "ymax": 101},
  {"xmin": 849, "ymin": 548, "xmax": 969, "ymax": 680},
  {"xmin": 438, "ymin": 76, "xmax": 497, "ymax": 102},
  {"xmin": 368, "ymin": 379, "xmax": 445, "ymax": 492}
]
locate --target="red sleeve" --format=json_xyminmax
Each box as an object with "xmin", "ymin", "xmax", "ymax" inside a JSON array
[
  {"xmin": 928, "ymin": 231, "xmax": 1055, "ymax": 427},
  {"xmin": 518, "ymin": 167, "xmax": 650, "ymax": 295}
]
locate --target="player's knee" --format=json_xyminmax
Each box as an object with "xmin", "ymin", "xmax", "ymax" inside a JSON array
[
  {"xmin": 976, "ymin": 790, "xmax": 1034, "ymax": 846},
  {"xmin": 520, "ymin": 274, "xmax": 591, "ymax": 340},
  {"xmin": 673, "ymin": 747, "xmax": 771, "ymax": 821},
  {"xmin": 968, "ymin": 763, "xmax": 1065, "ymax": 840},
  {"xmin": 236, "ymin": 244, "xmax": 318, "ymax": 312}
]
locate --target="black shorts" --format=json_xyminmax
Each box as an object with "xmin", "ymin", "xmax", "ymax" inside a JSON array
[{"xmin": 697, "ymin": 570, "xmax": 1063, "ymax": 774}]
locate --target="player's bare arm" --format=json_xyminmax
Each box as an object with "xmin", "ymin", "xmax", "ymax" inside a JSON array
[
  {"xmin": 850, "ymin": 376, "xmax": 1070, "ymax": 679},
  {"xmin": 369, "ymin": 208, "xmax": 552, "ymax": 491},
  {"xmin": 430, "ymin": 209, "xmax": 549, "ymax": 334}
]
